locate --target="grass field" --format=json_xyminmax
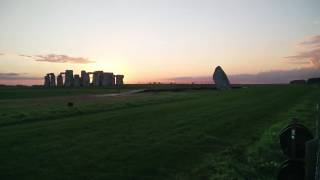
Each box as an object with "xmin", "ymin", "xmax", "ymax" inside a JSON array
[{"xmin": 0, "ymin": 85, "xmax": 319, "ymax": 179}]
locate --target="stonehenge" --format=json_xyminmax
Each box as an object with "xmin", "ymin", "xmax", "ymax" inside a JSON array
[{"xmin": 43, "ymin": 70, "xmax": 124, "ymax": 87}]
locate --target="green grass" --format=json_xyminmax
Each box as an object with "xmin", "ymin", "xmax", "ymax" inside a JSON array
[
  {"xmin": 0, "ymin": 85, "xmax": 319, "ymax": 179},
  {"xmin": 0, "ymin": 86, "xmax": 127, "ymax": 100}
]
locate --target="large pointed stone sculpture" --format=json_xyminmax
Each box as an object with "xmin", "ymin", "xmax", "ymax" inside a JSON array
[{"xmin": 213, "ymin": 66, "xmax": 231, "ymax": 90}]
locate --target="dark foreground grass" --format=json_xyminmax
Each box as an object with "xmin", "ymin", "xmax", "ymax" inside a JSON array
[
  {"xmin": 0, "ymin": 85, "xmax": 319, "ymax": 179},
  {"xmin": 0, "ymin": 86, "xmax": 127, "ymax": 100}
]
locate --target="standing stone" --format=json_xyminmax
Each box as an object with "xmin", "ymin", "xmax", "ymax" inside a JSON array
[
  {"xmin": 115, "ymin": 75, "xmax": 124, "ymax": 86},
  {"xmin": 49, "ymin": 73, "xmax": 56, "ymax": 87},
  {"xmin": 57, "ymin": 74, "xmax": 63, "ymax": 86},
  {"xmin": 44, "ymin": 74, "xmax": 50, "ymax": 87},
  {"xmin": 64, "ymin": 70, "xmax": 73, "ymax": 87},
  {"xmin": 81, "ymin": 70, "xmax": 90, "ymax": 87},
  {"xmin": 213, "ymin": 66, "xmax": 231, "ymax": 90},
  {"xmin": 102, "ymin": 72, "xmax": 114, "ymax": 86},
  {"xmin": 112, "ymin": 75, "xmax": 115, "ymax": 85},
  {"xmin": 73, "ymin": 75, "xmax": 81, "ymax": 87},
  {"xmin": 92, "ymin": 71, "xmax": 103, "ymax": 86},
  {"xmin": 99, "ymin": 71, "xmax": 104, "ymax": 86},
  {"xmin": 92, "ymin": 72, "xmax": 98, "ymax": 86}
]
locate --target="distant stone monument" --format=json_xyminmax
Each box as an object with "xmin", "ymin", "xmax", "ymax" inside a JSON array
[
  {"xmin": 290, "ymin": 79, "xmax": 306, "ymax": 84},
  {"xmin": 213, "ymin": 66, "xmax": 231, "ymax": 90},
  {"xmin": 307, "ymin": 78, "xmax": 320, "ymax": 84},
  {"xmin": 43, "ymin": 69, "xmax": 125, "ymax": 88}
]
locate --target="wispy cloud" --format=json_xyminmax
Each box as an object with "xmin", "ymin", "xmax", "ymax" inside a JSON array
[
  {"xmin": 18, "ymin": 54, "xmax": 33, "ymax": 58},
  {"xmin": 285, "ymin": 48, "xmax": 320, "ymax": 68},
  {"xmin": 0, "ymin": 72, "xmax": 42, "ymax": 85},
  {"xmin": 299, "ymin": 35, "xmax": 320, "ymax": 47},
  {"xmin": 0, "ymin": 72, "xmax": 41, "ymax": 80},
  {"xmin": 34, "ymin": 54, "xmax": 94, "ymax": 64},
  {"xmin": 0, "ymin": 53, "xmax": 4, "ymax": 56},
  {"xmin": 18, "ymin": 54, "xmax": 94, "ymax": 64},
  {"xmin": 286, "ymin": 35, "xmax": 320, "ymax": 67},
  {"xmin": 0, "ymin": 72, "xmax": 21, "ymax": 77}
]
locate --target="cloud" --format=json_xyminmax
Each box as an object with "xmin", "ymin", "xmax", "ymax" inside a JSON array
[
  {"xmin": 299, "ymin": 35, "xmax": 320, "ymax": 47},
  {"xmin": 286, "ymin": 35, "xmax": 320, "ymax": 67},
  {"xmin": 0, "ymin": 72, "xmax": 20, "ymax": 77},
  {"xmin": 0, "ymin": 72, "xmax": 41, "ymax": 80},
  {"xmin": 34, "ymin": 54, "xmax": 94, "ymax": 64},
  {"xmin": 0, "ymin": 53, "xmax": 4, "ymax": 56},
  {"xmin": 0, "ymin": 72, "xmax": 42, "ymax": 85},
  {"xmin": 18, "ymin": 54, "xmax": 94, "ymax": 64},
  {"xmin": 167, "ymin": 67, "xmax": 320, "ymax": 84},
  {"xmin": 285, "ymin": 48, "xmax": 320, "ymax": 68},
  {"xmin": 229, "ymin": 67, "xmax": 320, "ymax": 84},
  {"xmin": 18, "ymin": 54, "xmax": 33, "ymax": 58}
]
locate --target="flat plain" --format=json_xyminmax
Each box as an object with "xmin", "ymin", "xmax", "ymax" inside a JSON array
[{"xmin": 0, "ymin": 85, "xmax": 319, "ymax": 180}]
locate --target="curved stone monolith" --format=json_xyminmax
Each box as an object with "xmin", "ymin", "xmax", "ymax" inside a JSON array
[{"xmin": 213, "ymin": 66, "xmax": 230, "ymax": 90}]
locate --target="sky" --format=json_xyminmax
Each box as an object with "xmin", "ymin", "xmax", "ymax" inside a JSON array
[{"xmin": 0, "ymin": 0, "xmax": 320, "ymax": 85}]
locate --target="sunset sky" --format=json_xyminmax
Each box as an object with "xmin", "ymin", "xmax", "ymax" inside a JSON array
[{"xmin": 1, "ymin": 0, "xmax": 320, "ymax": 85}]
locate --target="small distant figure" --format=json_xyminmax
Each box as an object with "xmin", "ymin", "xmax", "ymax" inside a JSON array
[{"xmin": 213, "ymin": 66, "xmax": 231, "ymax": 90}]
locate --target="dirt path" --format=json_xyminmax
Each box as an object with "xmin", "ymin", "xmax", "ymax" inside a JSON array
[{"xmin": 91, "ymin": 89, "xmax": 146, "ymax": 97}]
